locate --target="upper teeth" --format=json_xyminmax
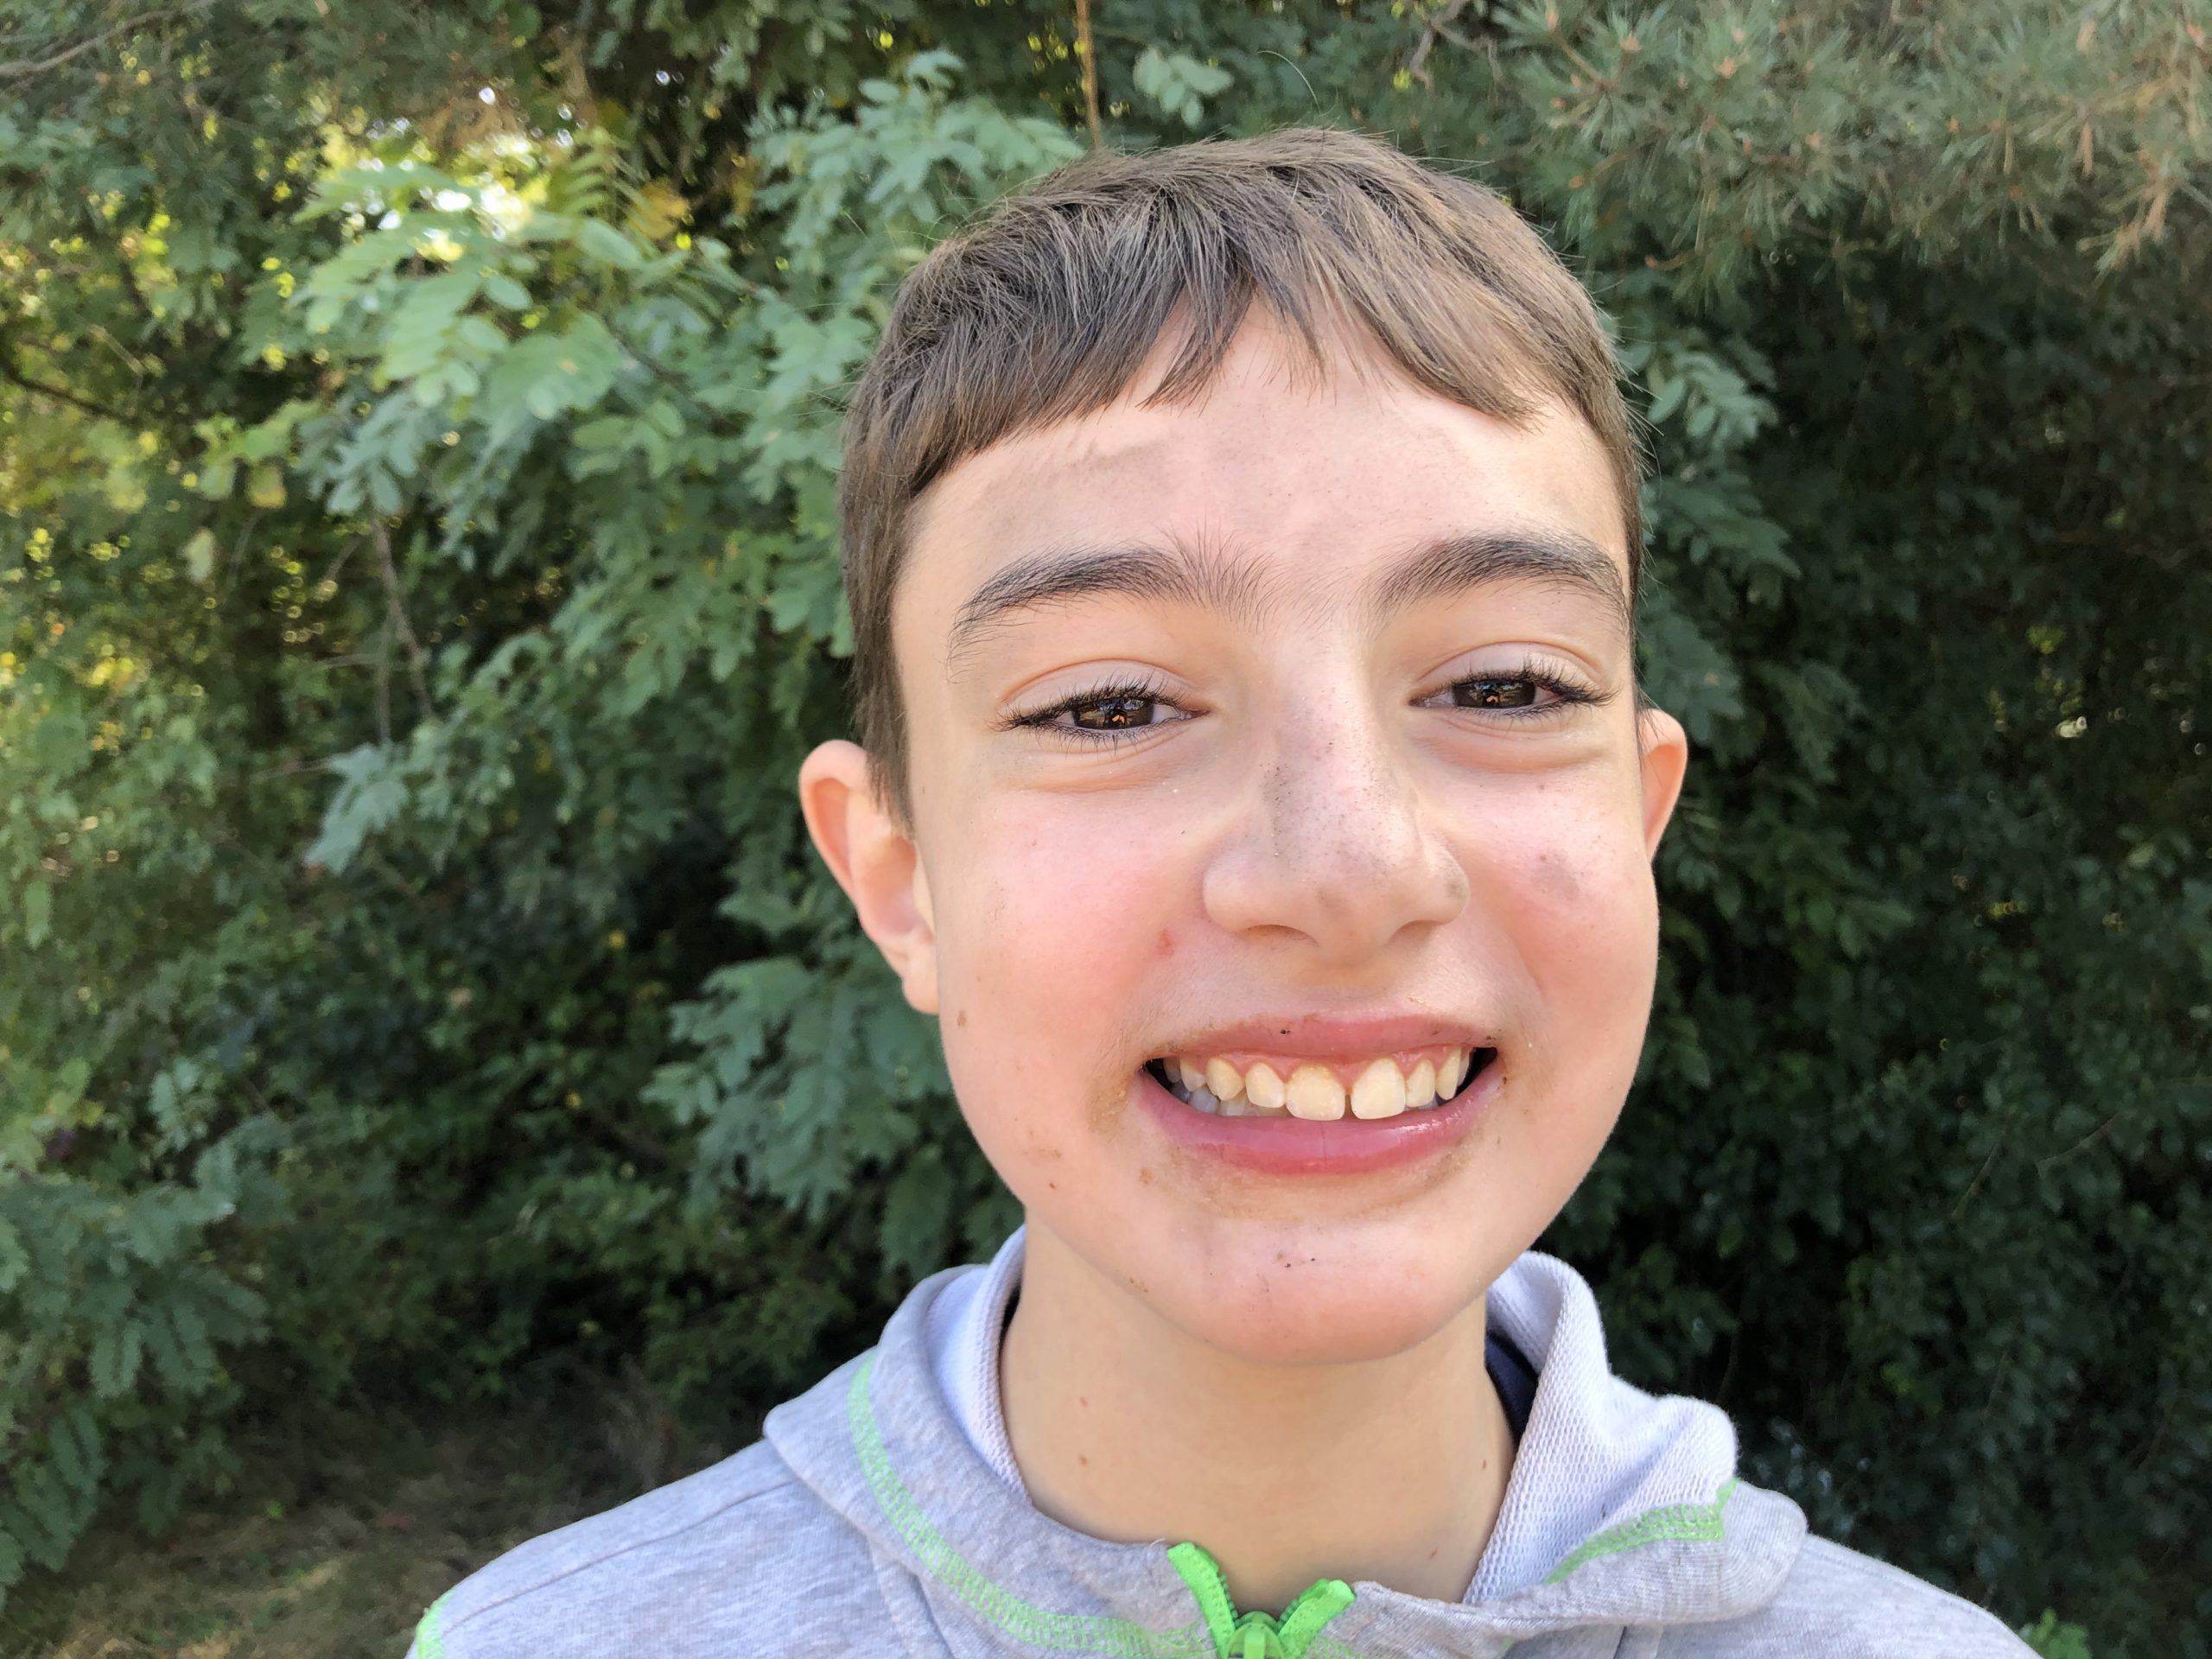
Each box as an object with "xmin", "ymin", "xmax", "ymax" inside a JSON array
[{"xmin": 1157, "ymin": 1049, "xmax": 1477, "ymax": 1120}]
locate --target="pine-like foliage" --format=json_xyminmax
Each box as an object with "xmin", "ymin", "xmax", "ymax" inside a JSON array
[{"xmin": 1, "ymin": 3, "xmax": 2206, "ymax": 1650}]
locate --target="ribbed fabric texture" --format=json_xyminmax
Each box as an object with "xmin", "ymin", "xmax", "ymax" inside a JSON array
[
  {"xmin": 1467, "ymin": 1251, "xmax": 1745, "ymax": 1601},
  {"xmin": 924, "ymin": 1225, "xmax": 1027, "ymax": 1494}
]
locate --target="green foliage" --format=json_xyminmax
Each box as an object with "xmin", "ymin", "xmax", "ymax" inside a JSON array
[
  {"xmin": 2024, "ymin": 1609, "xmax": 2099, "ymax": 1659},
  {"xmin": 1, "ymin": 3, "xmax": 2206, "ymax": 1651},
  {"xmin": 1132, "ymin": 46, "xmax": 1234, "ymax": 127}
]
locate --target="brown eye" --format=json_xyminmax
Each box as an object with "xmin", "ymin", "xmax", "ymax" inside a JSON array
[
  {"xmin": 1452, "ymin": 677, "xmax": 1539, "ymax": 709},
  {"xmin": 1071, "ymin": 694, "xmax": 1158, "ymax": 730}
]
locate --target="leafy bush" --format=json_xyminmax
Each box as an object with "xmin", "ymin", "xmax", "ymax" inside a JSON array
[
  {"xmin": 2, "ymin": 3, "xmax": 2205, "ymax": 1651},
  {"xmin": 2024, "ymin": 1610, "xmax": 2098, "ymax": 1659}
]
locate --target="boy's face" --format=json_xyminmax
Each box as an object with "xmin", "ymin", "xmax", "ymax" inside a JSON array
[{"xmin": 803, "ymin": 314, "xmax": 1687, "ymax": 1364}]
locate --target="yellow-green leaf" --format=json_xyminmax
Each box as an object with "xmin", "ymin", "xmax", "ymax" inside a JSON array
[{"xmin": 183, "ymin": 528, "xmax": 219, "ymax": 584}]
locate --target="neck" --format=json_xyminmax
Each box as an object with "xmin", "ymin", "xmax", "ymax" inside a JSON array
[{"xmin": 999, "ymin": 1223, "xmax": 1514, "ymax": 1613}]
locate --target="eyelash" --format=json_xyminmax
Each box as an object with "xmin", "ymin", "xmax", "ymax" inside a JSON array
[
  {"xmin": 999, "ymin": 676, "xmax": 1188, "ymax": 747},
  {"xmin": 1442, "ymin": 659, "xmax": 1613, "ymax": 717},
  {"xmin": 1001, "ymin": 658, "xmax": 1611, "ymax": 747}
]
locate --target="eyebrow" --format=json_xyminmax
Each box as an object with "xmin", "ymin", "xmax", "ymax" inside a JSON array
[
  {"xmin": 944, "ymin": 527, "xmax": 1632, "ymax": 675},
  {"xmin": 1376, "ymin": 529, "xmax": 1633, "ymax": 638}
]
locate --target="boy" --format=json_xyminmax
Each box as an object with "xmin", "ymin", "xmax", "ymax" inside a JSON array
[{"xmin": 408, "ymin": 129, "xmax": 2031, "ymax": 1656}]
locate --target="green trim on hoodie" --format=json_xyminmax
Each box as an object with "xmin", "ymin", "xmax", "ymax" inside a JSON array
[
  {"xmin": 849, "ymin": 1338, "xmax": 1743, "ymax": 1656},
  {"xmin": 1167, "ymin": 1542, "xmax": 1360, "ymax": 1659},
  {"xmin": 1543, "ymin": 1477, "xmax": 1742, "ymax": 1584},
  {"xmin": 403, "ymin": 1251, "xmax": 2033, "ymax": 1658},
  {"xmin": 411, "ymin": 1592, "xmax": 448, "ymax": 1659},
  {"xmin": 849, "ymin": 1353, "xmax": 1214, "ymax": 1656}
]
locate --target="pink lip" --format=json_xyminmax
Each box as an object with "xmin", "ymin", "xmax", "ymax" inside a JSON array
[
  {"xmin": 1135, "ymin": 1052, "xmax": 1499, "ymax": 1177},
  {"xmin": 1150, "ymin": 1012, "xmax": 1493, "ymax": 1064}
]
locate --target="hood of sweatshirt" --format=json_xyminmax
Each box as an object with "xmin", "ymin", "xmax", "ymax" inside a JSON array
[{"xmin": 764, "ymin": 1246, "xmax": 1808, "ymax": 1659}]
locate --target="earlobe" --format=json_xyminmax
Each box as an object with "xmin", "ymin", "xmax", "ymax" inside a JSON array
[
  {"xmin": 1637, "ymin": 707, "xmax": 1690, "ymax": 858},
  {"xmin": 796, "ymin": 740, "xmax": 940, "ymax": 1014}
]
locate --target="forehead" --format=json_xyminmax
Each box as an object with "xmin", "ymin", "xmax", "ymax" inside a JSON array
[{"xmin": 898, "ymin": 315, "xmax": 1627, "ymax": 657}]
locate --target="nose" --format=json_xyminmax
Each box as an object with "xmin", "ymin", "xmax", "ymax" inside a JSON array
[{"xmin": 1199, "ymin": 695, "xmax": 1468, "ymax": 965}]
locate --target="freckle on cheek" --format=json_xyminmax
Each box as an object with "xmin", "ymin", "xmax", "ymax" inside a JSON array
[
  {"xmin": 1535, "ymin": 850, "xmax": 1585, "ymax": 904},
  {"xmin": 1086, "ymin": 1071, "xmax": 1128, "ymax": 1138},
  {"xmin": 1158, "ymin": 928, "xmax": 1175, "ymax": 957}
]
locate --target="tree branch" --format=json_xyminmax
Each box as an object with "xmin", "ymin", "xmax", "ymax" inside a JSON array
[
  {"xmin": 1406, "ymin": 0, "xmax": 1472, "ymax": 90},
  {"xmin": 579, "ymin": 1104, "xmax": 674, "ymax": 1171},
  {"xmin": 1074, "ymin": 0, "xmax": 1103, "ymax": 148},
  {"xmin": 0, "ymin": 3, "xmax": 213, "ymax": 80},
  {"xmin": 372, "ymin": 622, "xmax": 392, "ymax": 747},
  {"xmin": 372, "ymin": 519, "xmax": 435, "ymax": 724},
  {"xmin": 313, "ymin": 532, "xmax": 364, "ymax": 597},
  {"xmin": 0, "ymin": 358, "xmax": 121, "ymax": 419},
  {"xmin": 600, "ymin": 321, "xmax": 747, "ymax": 439}
]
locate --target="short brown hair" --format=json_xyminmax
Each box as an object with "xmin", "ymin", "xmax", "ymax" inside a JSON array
[{"xmin": 838, "ymin": 126, "xmax": 1638, "ymax": 833}]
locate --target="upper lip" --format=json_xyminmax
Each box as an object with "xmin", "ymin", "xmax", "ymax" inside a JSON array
[{"xmin": 1147, "ymin": 1013, "xmax": 1494, "ymax": 1061}]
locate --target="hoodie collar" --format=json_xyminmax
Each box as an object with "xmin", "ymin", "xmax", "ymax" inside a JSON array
[
  {"xmin": 770, "ymin": 1284, "xmax": 1212, "ymax": 1657},
  {"xmin": 766, "ymin": 1249, "xmax": 1804, "ymax": 1659}
]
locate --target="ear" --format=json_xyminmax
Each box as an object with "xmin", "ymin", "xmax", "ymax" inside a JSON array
[
  {"xmin": 1635, "ymin": 705, "xmax": 1690, "ymax": 859},
  {"xmin": 797, "ymin": 740, "xmax": 939, "ymax": 1014}
]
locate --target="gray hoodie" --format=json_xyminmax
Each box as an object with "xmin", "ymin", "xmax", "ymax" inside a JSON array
[{"xmin": 404, "ymin": 1248, "xmax": 2031, "ymax": 1657}]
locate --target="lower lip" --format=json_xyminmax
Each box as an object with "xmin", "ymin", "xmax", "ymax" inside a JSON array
[{"xmin": 1135, "ymin": 1059, "xmax": 1497, "ymax": 1177}]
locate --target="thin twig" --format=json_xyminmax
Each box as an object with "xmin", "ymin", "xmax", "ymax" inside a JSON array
[
  {"xmin": 88, "ymin": 324, "xmax": 149, "ymax": 394},
  {"xmin": 253, "ymin": 755, "xmax": 337, "ymax": 779},
  {"xmin": 0, "ymin": 359, "xmax": 119, "ymax": 419},
  {"xmin": 214, "ymin": 508, "xmax": 262, "ymax": 603},
  {"xmin": 1949, "ymin": 1135, "xmax": 2005, "ymax": 1222},
  {"xmin": 313, "ymin": 533, "xmax": 363, "ymax": 597},
  {"xmin": 1075, "ymin": 0, "xmax": 1103, "ymax": 148},
  {"xmin": 1260, "ymin": 48, "xmax": 1317, "ymax": 110},
  {"xmin": 580, "ymin": 1105, "xmax": 674, "ymax": 1170},
  {"xmin": 601, "ymin": 321, "xmax": 746, "ymax": 438},
  {"xmin": 0, "ymin": 3, "xmax": 212, "ymax": 79},
  {"xmin": 2037, "ymin": 1112, "xmax": 2120, "ymax": 1169},
  {"xmin": 372, "ymin": 519, "xmax": 435, "ymax": 723},
  {"xmin": 1406, "ymin": 0, "xmax": 1472, "ymax": 90},
  {"xmin": 372, "ymin": 624, "xmax": 393, "ymax": 747}
]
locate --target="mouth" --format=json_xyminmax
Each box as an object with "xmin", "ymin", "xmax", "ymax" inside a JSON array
[
  {"xmin": 1141, "ymin": 1045, "xmax": 1497, "ymax": 1120},
  {"xmin": 1134, "ymin": 1044, "xmax": 1502, "ymax": 1177}
]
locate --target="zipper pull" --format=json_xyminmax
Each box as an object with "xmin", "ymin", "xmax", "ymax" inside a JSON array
[{"xmin": 1169, "ymin": 1541, "xmax": 1349, "ymax": 1659}]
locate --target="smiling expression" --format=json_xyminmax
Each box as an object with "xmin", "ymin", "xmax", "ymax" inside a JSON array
[{"xmin": 814, "ymin": 310, "xmax": 1687, "ymax": 1365}]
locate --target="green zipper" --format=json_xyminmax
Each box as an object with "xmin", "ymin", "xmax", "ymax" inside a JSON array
[{"xmin": 1166, "ymin": 1541, "xmax": 1357, "ymax": 1659}]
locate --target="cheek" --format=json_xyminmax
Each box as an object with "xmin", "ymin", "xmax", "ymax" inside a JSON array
[
  {"xmin": 950, "ymin": 801, "xmax": 1173, "ymax": 995},
  {"xmin": 1440, "ymin": 778, "xmax": 1653, "ymax": 1247},
  {"xmin": 931, "ymin": 799, "xmax": 1184, "ymax": 1163},
  {"xmin": 1476, "ymin": 775, "xmax": 1659, "ymax": 1043}
]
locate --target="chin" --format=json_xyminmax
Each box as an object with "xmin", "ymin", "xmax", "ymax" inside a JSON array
[
  {"xmin": 1173, "ymin": 1275, "xmax": 1483, "ymax": 1368},
  {"xmin": 1117, "ymin": 1207, "xmax": 1526, "ymax": 1369}
]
